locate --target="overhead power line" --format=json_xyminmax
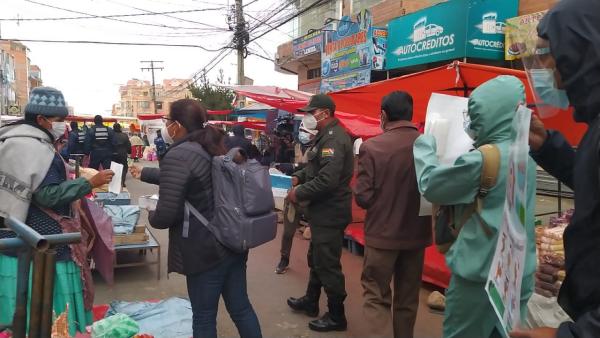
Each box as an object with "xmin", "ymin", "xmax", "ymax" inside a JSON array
[
  {"xmin": 102, "ymin": 0, "xmax": 227, "ymax": 28},
  {"xmin": 0, "ymin": 38, "xmax": 229, "ymax": 51},
  {"xmin": 0, "ymin": 7, "xmax": 227, "ymax": 23},
  {"xmin": 23, "ymin": 0, "xmax": 222, "ymax": 30}
]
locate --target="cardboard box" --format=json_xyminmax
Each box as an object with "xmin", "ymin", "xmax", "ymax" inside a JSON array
[{"xmin": 114, "ymin": 225, "xmax": 148, "ymax": 246}]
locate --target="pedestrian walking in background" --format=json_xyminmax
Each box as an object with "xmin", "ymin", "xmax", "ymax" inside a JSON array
[
  {"xmin": 226, "ymin": 124, "xmax": 252, "ymax": 154},
  {"xmin": 154, "ymin": 129, "xmax": 167, "ymax": 158},
  {"xmin": 130, "ymin": 133, "xmax": 145, "ymax": 162},
  {"xmin": 414, "ymin": 76, "xmax": 537, "ymax": 338},
  {"xmin": 112, "ymin": 123, "xmax": 131, "ymax": 187},
  {"xmin": 67, "ymin": 121, "xmax": 86, "ymax": 160},
  {"xmin": 86, "ymin": 115, "xmax": 114, "ymax": 170},
  {"xmin": 510, "ymin": 0, "xmax": 600, "ymax": 337},
  {"xmin": 129, "ymin": 99, "xmax": 262, "ymax": 338},
  {"xmin": 355, "ymin": 91, "xmax": 432, "ymax": 338},
  {"xmin": 276, "ymin": 118, "xmax": 317, "ymax": 274},
  {"xmin": 286, "ymin": 94, "xmax": 353, "ymax": 332},
  {"xmin": 0, "ymin": 87, "xmax": 114, "ymax": 336}
]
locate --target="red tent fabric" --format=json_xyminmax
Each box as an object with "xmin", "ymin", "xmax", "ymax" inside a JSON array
[
  {"xmin": 329, "ymin": 61, "xmax": 586, "ymax": 145},
  {"xmin": 137, "ymin": 113, "xmax": 165, "ymax": 120},
  {"xmin": 207, "ymin": 110, "xmax": 233, "ymax": 115}
]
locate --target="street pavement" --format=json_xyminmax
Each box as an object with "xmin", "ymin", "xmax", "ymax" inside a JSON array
[{"xmin": 93, "ymin": 160, "xmax": 572, "ymax": 338}]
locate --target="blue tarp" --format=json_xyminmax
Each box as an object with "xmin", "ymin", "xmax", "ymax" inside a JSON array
[{"xmin": 106, "ymin": 297, "xmax": 193, "ymax": 338}]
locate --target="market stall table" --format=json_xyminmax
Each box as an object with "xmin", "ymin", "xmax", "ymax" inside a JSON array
[{"xmin": 113, "ymin": 228, "xmax": 161, "ymax": 280}]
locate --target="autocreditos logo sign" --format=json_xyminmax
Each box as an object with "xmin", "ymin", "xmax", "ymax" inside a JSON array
[
  {"xmin": 386, "ymin": 0, "xmax": 467, "ymax": 69},
  {"xmin": 467, "ymin": 0, "xmax": 518, "ymax": 60},
  {"xmin": 386, "ymin": 0, "xmax": 518, "ymax": 69}
]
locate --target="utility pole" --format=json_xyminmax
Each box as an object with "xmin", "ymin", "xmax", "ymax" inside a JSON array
[
  {"xmin": 140, "ymin": 60, "xmax": 163, "ymax": 114},
  {"xmin": 234, "ymin": 0, "xmax": 247, "ymax": 85}
]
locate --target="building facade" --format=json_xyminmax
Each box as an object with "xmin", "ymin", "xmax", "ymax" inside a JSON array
[
  {"xmin": 113, "ymin": 79, "xmax": 191, "ymax": 117},
  {"xmin": 0, "ymin": 49, "xmax": 17, "ymax": 116},
  {"xmin": 0, "ymin": 41, "xmax": 31, "ymax": 113},
  {"xmin": 275, "ymin": 0, "xmax": 560, "ymax": 94},
  {"xmin": 0, "ymin": 40, "xmax": 33, "ymax": 115},
  {"xmin": 29, "ymin": 65, "xmax": 43, "ymax": 90}
]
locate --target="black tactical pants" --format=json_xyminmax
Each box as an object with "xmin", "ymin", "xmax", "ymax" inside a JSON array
[{"xmin": 305, "ymin": 225, "xmax": 347, "ymax": 303}]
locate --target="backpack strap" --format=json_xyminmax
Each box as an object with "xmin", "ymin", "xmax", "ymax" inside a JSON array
[
  {"xmin": 455, "ymin": 144, "xmax": 500, "ymax": 237},
  {"xmin": 183, "ymin": 201, "xmax": 210, "ymax": 238}
]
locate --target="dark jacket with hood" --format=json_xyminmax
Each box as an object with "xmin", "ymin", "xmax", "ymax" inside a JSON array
[
  {"xmin": 225, "ymin": 125, "xmax": 252, "ymax": 154},
  {"xmin": 531, "ymin": 1, "xmax": 600, "ymax": 336},
  {"xmin": 141, "ymin": 135, "xmax": 230, "ymax": 275}
]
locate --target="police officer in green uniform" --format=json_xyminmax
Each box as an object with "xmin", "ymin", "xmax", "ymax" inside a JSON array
[{"xmin": 286, "ymin": 94, "xmax": 353, "ymax": 332}]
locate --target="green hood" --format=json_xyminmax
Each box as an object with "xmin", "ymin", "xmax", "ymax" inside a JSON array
[{"xmin": 468, "ymin": 75, "xmax": 525, "ymax": 147}]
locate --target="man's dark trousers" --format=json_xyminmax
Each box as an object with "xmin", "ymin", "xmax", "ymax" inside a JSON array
[{"xmin": 305, "ymin": 225, "xmax": 347, "ymax": 303}]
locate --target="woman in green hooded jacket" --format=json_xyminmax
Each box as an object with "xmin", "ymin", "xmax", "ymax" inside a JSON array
[{"xmin": 414, "ymin": 76, "xmax": 537, "ymax": 338}]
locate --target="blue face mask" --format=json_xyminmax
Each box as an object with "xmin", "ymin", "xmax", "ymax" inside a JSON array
[{"xmin": 530, "ymin": 68, "xmax": 570, "ymax": 110}]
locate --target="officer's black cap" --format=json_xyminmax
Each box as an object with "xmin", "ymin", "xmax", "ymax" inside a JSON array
[{"xmin": 298, "ymin": 94, "xmax": 336, "ymax": 114}]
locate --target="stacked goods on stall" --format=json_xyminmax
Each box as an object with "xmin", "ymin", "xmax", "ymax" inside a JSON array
[
  {"xmin": 534, "ymin": 210, "xmax": 571, "ymax": 298},
  {"xmin": 94, "ymin": 191, "xmax": 147, "ymax": 246}
]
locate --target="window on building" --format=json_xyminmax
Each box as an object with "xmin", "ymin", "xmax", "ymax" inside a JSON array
[
  {"xmin": 141, "ymin": 101, "xmax": 150, "ymax": 109},
  {"xmin": 296, "ymin": 0, "xmax": 340, "ymax": 38},
  {"xmin": 307, "ymin": 68, "xmax": 321, "ymax": 80},
  {"xmin": 142, "ymin": 91, "xmax": 149, "ymax": 96},
  {"xmin": 156, "ymin": 101, "xmax": 163, "ymax": 110}
]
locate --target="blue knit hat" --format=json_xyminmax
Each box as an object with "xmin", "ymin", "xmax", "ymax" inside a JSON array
[{"xmin": 24, "ymin": 87, "xmax": 69, "ymax": 118}]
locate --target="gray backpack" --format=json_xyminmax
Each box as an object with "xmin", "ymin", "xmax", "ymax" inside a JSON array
[{"xmin": 183, "ymin": 147, "xmax": 277, "ymax": 253}]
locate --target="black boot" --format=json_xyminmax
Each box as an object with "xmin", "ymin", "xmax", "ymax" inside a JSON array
[
  {"xmin": 275, "ymin": 256, "xmax": 289, "ymax": 274},
  {"xmin": 308, "ymin": 301, "xmax": 347, "ymax": 332},
  {"xmin": 287, "ymin": 295, "xmax": 319, "ymax": 317}
]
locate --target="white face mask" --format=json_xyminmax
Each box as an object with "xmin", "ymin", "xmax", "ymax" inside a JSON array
[
  {"xmin": 302, "ymin": 114, "xmax": 318, "ymax": 130},
  {"xmin": 50, "ymin": 121, "xmax": 67, "ymax": 139},
  {"xmin": 298, "ymin": 120, "xmax": 318, "ymax": 145},
  {"xmin": 161, "ymin": 123, "xmax": 175, "ymax": 144}
]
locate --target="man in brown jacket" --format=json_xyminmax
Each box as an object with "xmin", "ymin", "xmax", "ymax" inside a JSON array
[{"xmin": 354, "ymin": 91, "xmax": 432, "ymax": 338}]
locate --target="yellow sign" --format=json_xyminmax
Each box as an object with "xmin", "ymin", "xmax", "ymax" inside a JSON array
[{"xmin": 504, "ymin": 10, "xmax": 547, "ymax": 61}]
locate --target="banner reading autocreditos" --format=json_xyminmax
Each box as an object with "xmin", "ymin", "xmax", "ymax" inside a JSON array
[{"xmin": 394, "ymin": 34, "xmax": 456, "ymax": 55}]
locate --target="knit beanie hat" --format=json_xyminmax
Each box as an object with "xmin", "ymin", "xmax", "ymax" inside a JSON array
[{"xmin": 24, "ymin": 87, "xmax": 69, "ymax": 118}]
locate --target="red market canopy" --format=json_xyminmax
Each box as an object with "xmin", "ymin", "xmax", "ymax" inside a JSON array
[
  {"xmin": 329, "ymin": 61, "xmax": 586, "ymax": 145},
  {"xmin": 208, "ymin": 120, "xmax": 266, "ymax": 131},
  {"xmin": 229, "ymin": 86, "xmax": 381, "ymax": 139}
]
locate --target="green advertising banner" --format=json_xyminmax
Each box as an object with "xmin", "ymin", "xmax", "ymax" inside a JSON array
[
  {"xmin": 386, "ymin": 0, "xmax": 518, "ymax": 69},
  {"xmin": 387, "ymin": 0, "xmax": 468, "ymax": 69},
  {"xmin": 467, "ymin": 0, "xmax": 519, "ymax": 59}
]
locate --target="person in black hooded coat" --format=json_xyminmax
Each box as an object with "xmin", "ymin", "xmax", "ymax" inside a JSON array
[
  {"xmin": 510, "ymin": 1, "xmax": 600, "ymax": 337},
  {"xmin": 225, "ymin": 125, "xmax": 252, "ymax": 154}
]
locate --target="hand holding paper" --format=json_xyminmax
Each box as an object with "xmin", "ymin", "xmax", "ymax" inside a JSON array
[{"xmin": 108, "ymin": 161, "xmax": 124, "ymax": 194}]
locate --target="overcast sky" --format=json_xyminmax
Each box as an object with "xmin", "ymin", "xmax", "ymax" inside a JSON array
[{"xmin": 1, "ymin": 0, "xmax": 298, "ymax": 115}]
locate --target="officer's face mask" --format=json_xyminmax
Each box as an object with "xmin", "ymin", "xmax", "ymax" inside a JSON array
[{"xmin": 298, "ymin": 119, "xmax": 318, "ymax": 145}]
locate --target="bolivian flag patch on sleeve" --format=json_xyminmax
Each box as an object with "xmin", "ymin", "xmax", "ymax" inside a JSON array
[{"xmin": 321, "ymin": 148, "xmax": 335, "ymax": 157}]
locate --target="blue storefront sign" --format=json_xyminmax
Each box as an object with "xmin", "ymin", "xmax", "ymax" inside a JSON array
[
  {"xmin": 467, "ymin": 0, "xmax": 519, "ymax": 59},
  {"xmin": 320, "ymin": 10, "xmax": 373, "ymax": 93},
  {"xmin": 292, "ymin": 31, "xmax": 323, "ymax": 59},
  {"xmin": 386, "ymin": 0, "xmax": 518, "ymax": 69}
]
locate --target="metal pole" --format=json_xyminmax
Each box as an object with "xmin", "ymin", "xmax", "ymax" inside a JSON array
[
  {"xmin": 39, "ymin": 250, "xmax": 56, "ymax": 338},
  {"xmin": 0, "ymin": 233, "xmax": 81, "ymax": 252},
  {"xmin": 558, "ymin": 181, "xmax": 563, "ymax": 215},
  {"xmin": 28, "ymin": 251, "xmax": 46, "ymax": 338},
  {"xmin": 12, "ymin": 249, "xmax": 32, "ymax": 338},
  {"xmin": 6, "ymin": 217, "xmax": 49, "ymax": 251}
]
